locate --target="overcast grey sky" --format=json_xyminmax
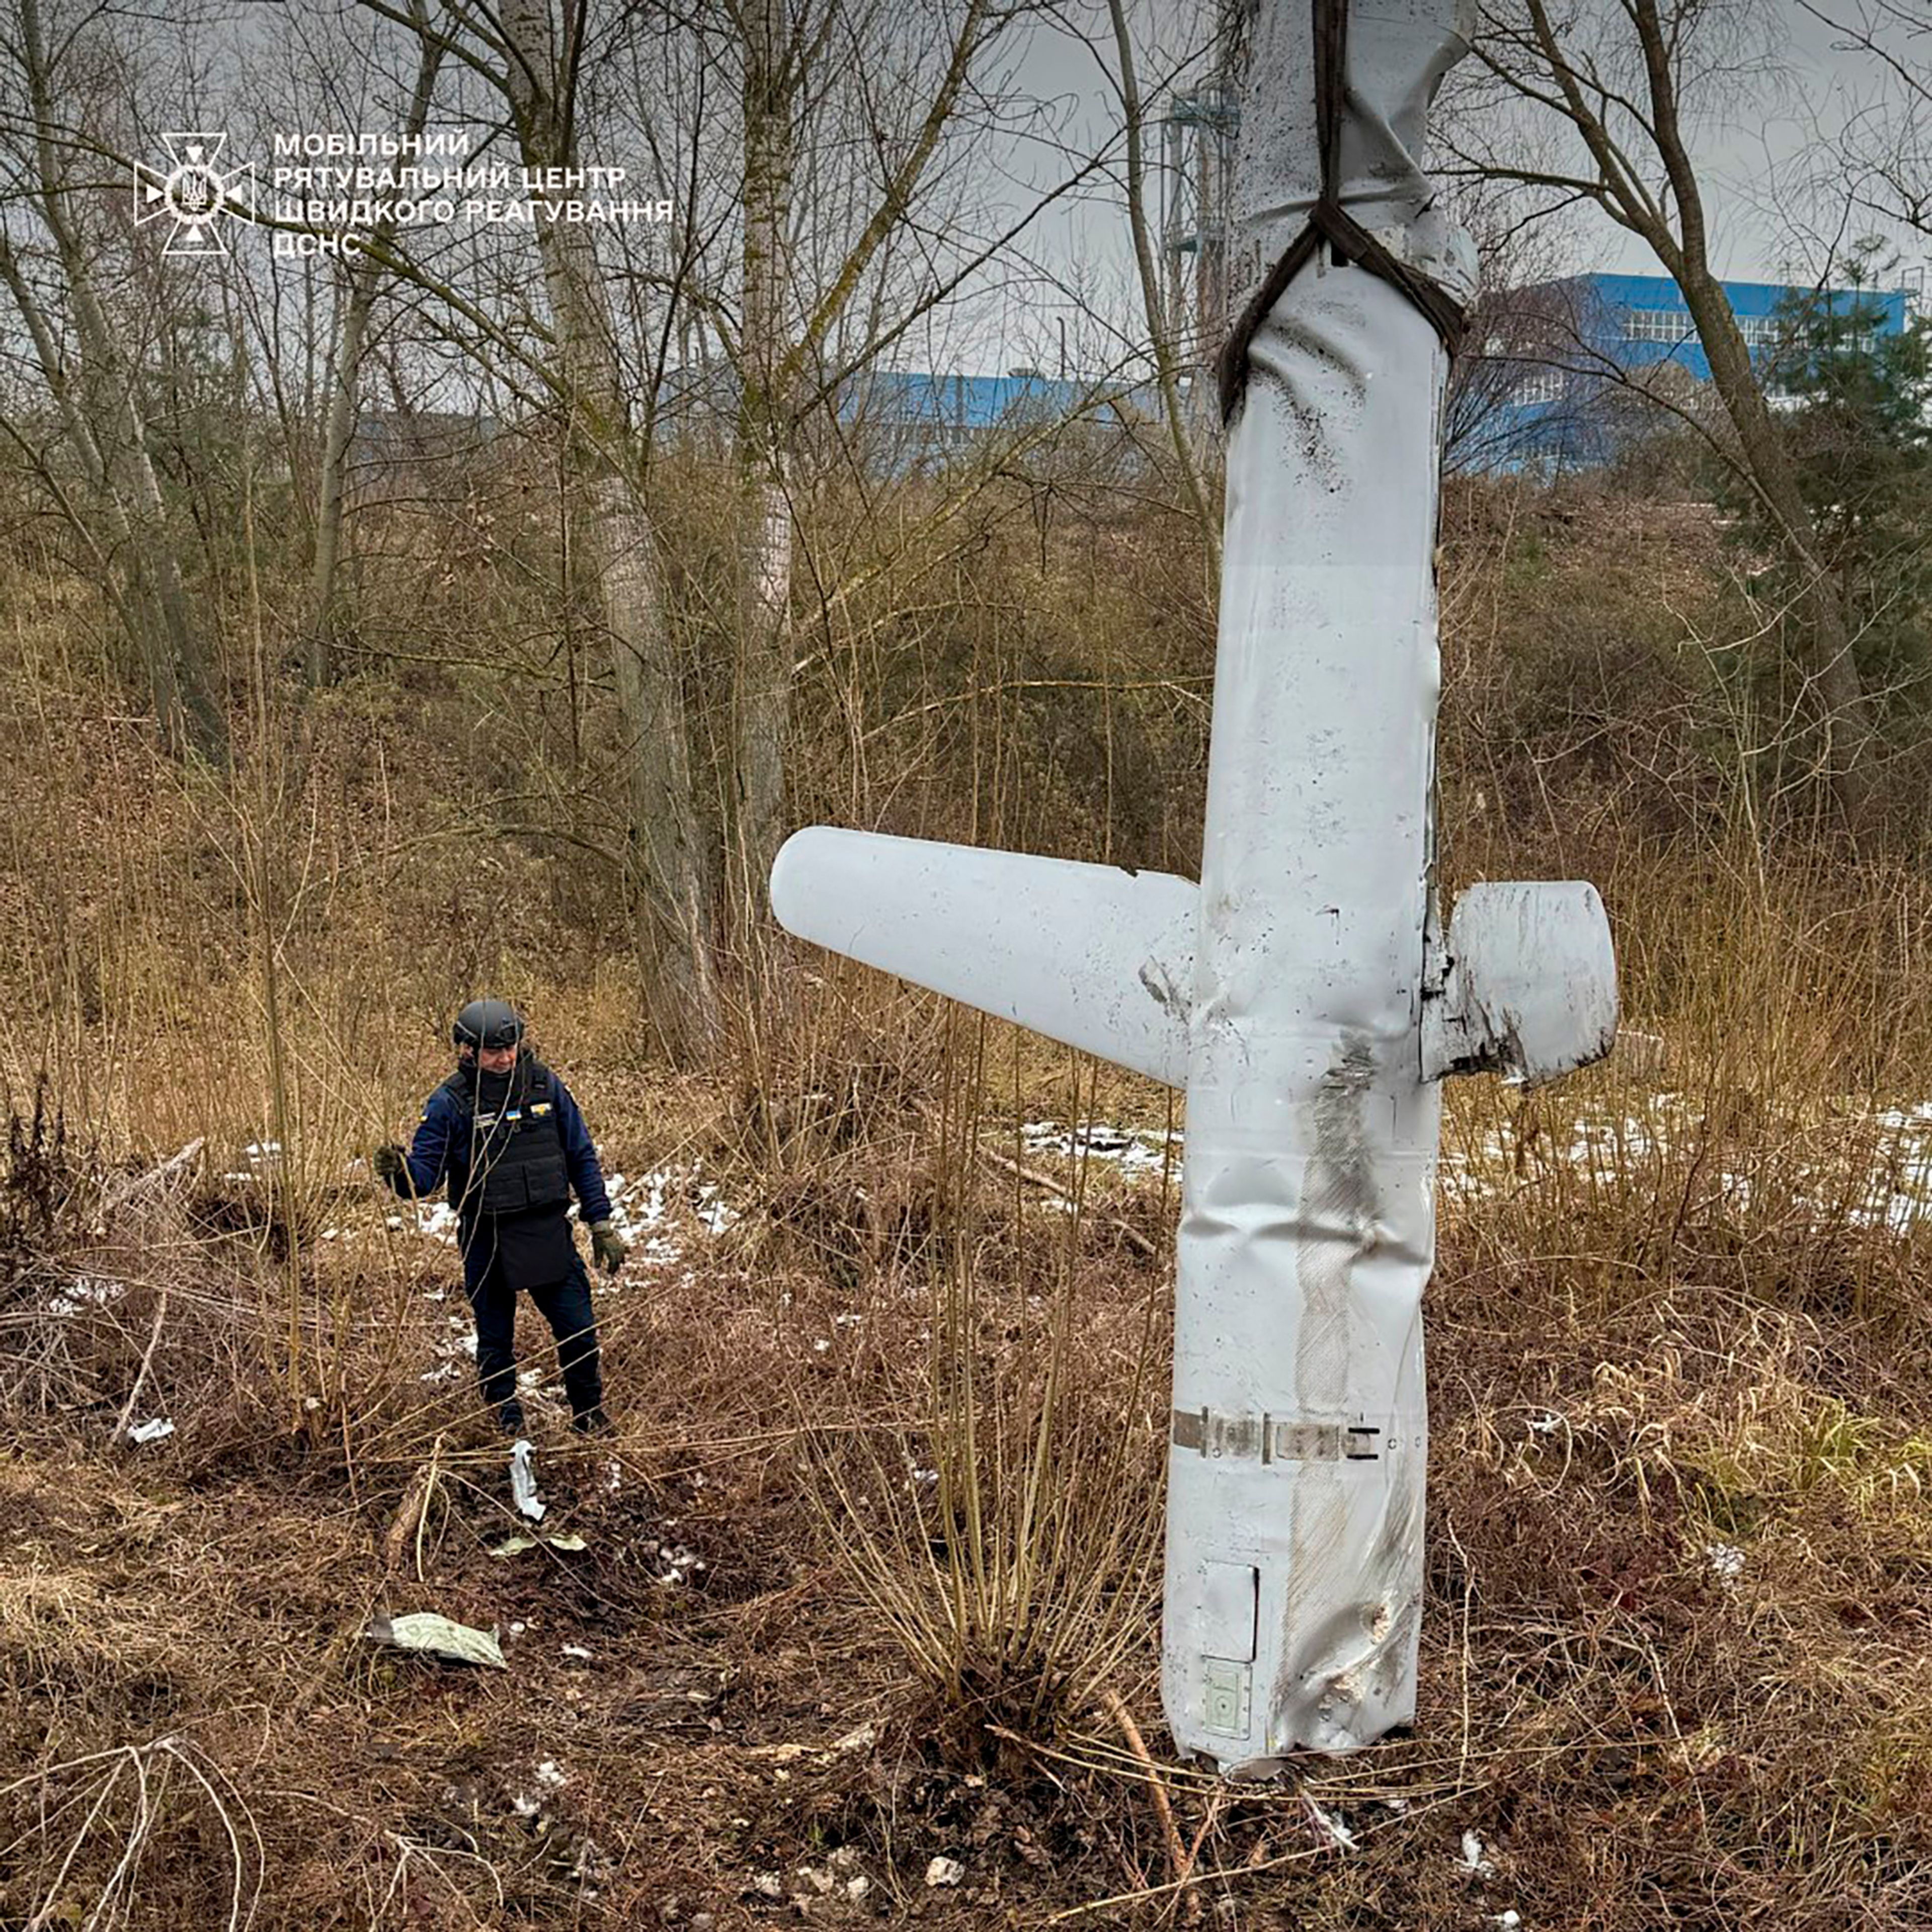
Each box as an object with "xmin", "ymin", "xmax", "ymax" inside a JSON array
[
  {"xmin": 131, "ymin": 1, "xmax": 1931, "ymax": 382},
  {"xmin": 972, "ymin": 0, "xmax": 1930, "ymax": 377}
]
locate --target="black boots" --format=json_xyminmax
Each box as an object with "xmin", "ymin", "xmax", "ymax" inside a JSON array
[{"xmin": 571, "ymin": 1406, "xmax": 614, "ymax": 1438}]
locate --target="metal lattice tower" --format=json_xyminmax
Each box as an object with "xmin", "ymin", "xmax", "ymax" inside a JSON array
[{"xmin": 1158, "ymin": 3, "xmax": 1243, "ymax": 374}]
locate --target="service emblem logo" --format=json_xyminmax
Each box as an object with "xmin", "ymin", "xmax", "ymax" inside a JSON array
[{"xmin": 134, "ymin": 132, "xmax": 254, "ymax": 256}]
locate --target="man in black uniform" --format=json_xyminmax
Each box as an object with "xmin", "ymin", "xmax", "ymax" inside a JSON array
[{"xmin": 375, "ymin": 999, "xmax": 628, "ymax": 1436}]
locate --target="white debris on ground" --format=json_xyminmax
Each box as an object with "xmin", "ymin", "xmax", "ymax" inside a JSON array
[
  {"xmin": 509, "ymin": 1439, "xmax": 545, "ymax": 1521},
  {"xmin": 220, "ymin": 1139, "xmax": 284, "ymax": 1185},
  {"xmin": 1021, "ymin": 1119, "xmax": 1181, "ymax": 1176},
  {"xmin": 507, "ymin": 1757, "xmax": 572, "ymax": 1816},
  {"xmin": 1460, "ymin": 1829, "xmax": 1495, "ymax": 1876},
  {"xmin": 127, "ymin": 1417, "xmax": 175, "ymax": 1444},
  {"xmin": 924, "ymin": 1856, "xmax": 964, "ymax": 1887},
  {"xmin": 46, "ymin": 1275, "xmax": 126, "ymax": 1317},
  {"xmin": 638, "ymin": 1526, "xmax": 705, "ymax": 1587},
  {"xmin": 1303, "ymin": 1799, "xmax": 1356, "ymax": 1852},
  {"xmin": 368, "ymin": 1611, "xmax": 506, "ymax": 1669}
]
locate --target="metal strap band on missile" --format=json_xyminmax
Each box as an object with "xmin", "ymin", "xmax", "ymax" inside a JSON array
[
  {"xmin": 1170, "ymin": 1411, "xmax": 1400, "ymax": 1464},
  {"xmin": 1218, "ymin": 0, "xmax": 1470, "ymax": 424}
]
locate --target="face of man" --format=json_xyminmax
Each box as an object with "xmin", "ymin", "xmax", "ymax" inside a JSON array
[{"xmin": 476, "ymin": 1043, "xmax": 518, "ymax": 1075}]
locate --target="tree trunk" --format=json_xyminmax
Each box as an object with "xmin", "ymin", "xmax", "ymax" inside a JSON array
[
  {"xmin": 1622, "ymin": 0, "xmax": 1876, "ymax": 823},
  {"xmin": 19, "ymin": 0, "xmax": 225, "ymax": 763},
  {"xmin": 307, "ymin": 18, "xmax": 444, "ymax": 687},
  {"xmin": 498, "ymin": 0, "xmax": 715, "ymax": 1059},
  {"xmin": 1676, "ymin": 273, "xmax": 1879, "ymax": 821},
  {"xmin": 733, "ymin": 0, "xmax": 799, "ymax": 934}
]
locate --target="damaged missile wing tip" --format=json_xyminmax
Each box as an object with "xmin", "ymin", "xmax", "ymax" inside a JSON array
[{"xmin": 1422, "ymin": 881, "xmax": 1618, "ymax": 1086}]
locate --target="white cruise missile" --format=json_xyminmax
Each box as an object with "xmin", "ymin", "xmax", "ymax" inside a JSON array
[{"xmin": 770, "ymin": 0, "xmax": 1616, "ymax": 1769}]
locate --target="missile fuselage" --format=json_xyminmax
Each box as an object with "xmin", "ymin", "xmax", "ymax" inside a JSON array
[{"xmin": 770, "ymin": 0, "xmax": 1615, "ymax": 1768}]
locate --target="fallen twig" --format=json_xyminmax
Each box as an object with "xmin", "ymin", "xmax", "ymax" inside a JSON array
[
  {"xmin": 978, "ymin": 1146, "xmax": 1158, "ymax": 1257},
  {"xmin": 97, "ymin": 1138, "xmax": 204, "ymax": 1219},
  {"xmin": 111, "ymin": 1286, "xmax": 171, "ymax": 1445},
  {"xmin": 381, "ymin": 1440, "xmax": 444, "ymax": 1581},
  {"xmin": 1101, "ymin": 1686, "xmax": 1200, "ymax": 1924}
]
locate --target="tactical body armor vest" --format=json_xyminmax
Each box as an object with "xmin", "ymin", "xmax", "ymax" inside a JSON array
[{"xmin": 439, "ymin": 1060, "xmax": 570, "ymax": 1221}]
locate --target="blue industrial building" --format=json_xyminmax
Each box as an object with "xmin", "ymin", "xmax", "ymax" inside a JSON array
[
  {"xmin": 1464, "ymin": 270, "xmax": 1915, "ymax": 474},
  {"xmin": 834, "ymin": 367, "xmax": 1163, "ymax": 474}
]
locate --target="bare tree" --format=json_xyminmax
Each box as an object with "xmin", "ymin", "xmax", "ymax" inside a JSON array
[
  {"xmin": 493, "ymin": 0, "xmax": 717, "ymax": 1058},
  {"xmin": 306, "ymin": 6, "xmax": 444, "ymax": 688},
  {"xmin": 1800, "ymin": 1, "xmax": 1932, "ymax": 239},
  {"xmin": 1456, "ymin": 0, "xmax": 1884, "ymax": 823},
  {"xmin": 730, "ymin": 0, "xmax": 803, "ymax": 932},
  {"xmin": 721, "ymin": 0, "xmax": 1010, "ymax": 931},
  {"xmin": 0, "ymin": 0, "xmax": 227, "ymax": 763},
  {"xmin": 1103, "ymin": 0, "xmax": 1220, "ymax": 572}
]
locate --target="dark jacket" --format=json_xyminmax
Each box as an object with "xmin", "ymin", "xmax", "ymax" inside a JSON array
[{"xmin": 387, "ymin": 1056, "xmax": 614, "ymax": 1291}]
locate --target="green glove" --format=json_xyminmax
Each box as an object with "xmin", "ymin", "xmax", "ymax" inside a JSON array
[
  {"xmin": 590, "ymin": 1220, "xmax": 628, "ymax": 1274},
  {"xmin": 373, "ymin": 1143, "xmax": 406, "ymax": 1186}
]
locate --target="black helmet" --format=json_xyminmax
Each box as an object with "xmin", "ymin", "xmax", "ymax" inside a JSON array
[{"xmin": 453, "ymin": 998, "xmax": 524, "ymax": 1051}]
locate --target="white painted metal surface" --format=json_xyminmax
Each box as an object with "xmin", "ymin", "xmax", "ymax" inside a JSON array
[
  {"xmin": 1421, "ymin": 881, "xmax": 1619, "ymax": 1085},
  {"xmin": 770, "ymin": 829, "xmax": 1195, "ymax": 1085},
  {"xmin": 769, "ymin": 0, "xmax": 1616, "ymax": 1769}
]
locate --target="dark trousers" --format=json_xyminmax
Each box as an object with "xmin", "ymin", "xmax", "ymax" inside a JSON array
[{"xmin": 467, "ymin": 1248, "xmax": 603, "ymax": 1420}]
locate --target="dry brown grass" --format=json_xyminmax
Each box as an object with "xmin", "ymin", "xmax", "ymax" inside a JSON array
[
  {"xmin": 5, "ymin": 493, "xmax": 1932, "ymax": 1924},
  {"xmin": 6, "ymin": 870, "xmax": 1932, "ymax": 1927}
]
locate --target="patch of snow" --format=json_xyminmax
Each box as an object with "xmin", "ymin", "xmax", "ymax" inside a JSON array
[
  {"xmin": 46, "ymin": 1276, "xmax": 128, "ymax": 1316},
  {"xmin": 1704, "ymin": 1542, "xmax": 1745, "ymax": 1586}
]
